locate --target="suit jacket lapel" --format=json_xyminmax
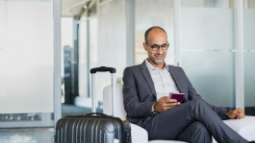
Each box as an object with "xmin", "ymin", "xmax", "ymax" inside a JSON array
[
  {"xmin": 140, "ymin": 61, "xmax": 157, "ymax": 96},
  {"xmin": 168, "ymin": 65, "xmax": 183, "ymax": 93},
  {"xmin": 168, "ymin": 65, "xmax": 188, "ymax": 102}
]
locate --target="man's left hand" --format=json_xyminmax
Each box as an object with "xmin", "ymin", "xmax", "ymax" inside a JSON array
[{"xmin": 227, "ymin": 108, "xmax": 245, "ymax": 119}]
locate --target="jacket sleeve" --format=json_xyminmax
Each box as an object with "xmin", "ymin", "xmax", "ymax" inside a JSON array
[
  {"xmin": 180, "ymin": 67, "xmax": 229, "ymax": 120},
  {"xmin": 122, "ymin": 68, "xmax": 155, "ymax": 118},
  {"xmin": 204, "ymin": 101, "xmax": 229, "ymax": 120}
]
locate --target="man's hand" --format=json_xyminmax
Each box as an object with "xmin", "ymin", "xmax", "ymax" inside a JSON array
[
  {"xmin": 154, "ymin": 96, "xmax": 180, "ymax": 113},
  {"xmin": 227, "ymin": 108, "xmax": 245, "ymax": 119}
]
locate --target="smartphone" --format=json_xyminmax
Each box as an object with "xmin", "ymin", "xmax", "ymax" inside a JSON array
[{"xmin": 170, "ymin": 92, "xmax": 184, "ymax": 103}]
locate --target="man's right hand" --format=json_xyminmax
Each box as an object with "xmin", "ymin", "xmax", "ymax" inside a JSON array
[{"xmin": 154, "ymin": 96, "xmax": 181, "ymax": 113}]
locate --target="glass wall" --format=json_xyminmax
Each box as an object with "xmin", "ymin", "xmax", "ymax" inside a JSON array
[
  {"xmin": 180, "ymin": 0, "xmax": 235, "ymax": 107},
  {"xmin": 0, "ymin": 0, "xmax": 54, "ymax": 127},
  {"xmin": 61, "ymin": 17, "xmax": 73, "ymax": 104},
  {"xmin": 60, "ymin": 16, "xmax": 92, "ymax": 115},
  {"xmin": 244, "ymin": 0, "xmax": 255, "ymax": 114},
  {"xmin": 73, "ymin": 0, "xmax": 127, "ymax": 111},
  {"xmin": 74, "ymin": 16, "xmax": 92, "ymax": 109}
]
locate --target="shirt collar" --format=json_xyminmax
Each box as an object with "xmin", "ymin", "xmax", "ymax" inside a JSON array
[{"xmin": 145, "ymin": 59, "xmax": 168, "ymax": 71}]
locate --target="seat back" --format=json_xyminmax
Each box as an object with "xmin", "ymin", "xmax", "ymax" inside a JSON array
[{"xmin": 103, "ymin": 84, "xmax": 127, "ymax": 118}]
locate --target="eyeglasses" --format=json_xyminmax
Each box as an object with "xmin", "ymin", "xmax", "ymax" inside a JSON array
[{"xmin": 147, "ymin": 43, "xmax": 169, "ymax": 51}]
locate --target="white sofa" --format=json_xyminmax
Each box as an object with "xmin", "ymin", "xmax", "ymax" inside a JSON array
[{"xmin": 103, "ymin": 84, "xmax": 255, "ymax": 143}]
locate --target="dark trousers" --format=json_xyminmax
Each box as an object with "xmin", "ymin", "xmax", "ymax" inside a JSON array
[{"xmin": 144, "ymin": 98, "xmax": 248, "ymax": 143}]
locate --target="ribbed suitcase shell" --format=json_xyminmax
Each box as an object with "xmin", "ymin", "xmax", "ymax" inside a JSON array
[
  {"xmin": 55, "ymin": 113, "xmax": 131, "ymax": 143},
  {"xmin": 55, "ymin": 67, "xmax": 131, "ymax": 143}
]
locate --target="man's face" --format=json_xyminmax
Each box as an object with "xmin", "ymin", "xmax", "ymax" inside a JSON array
[{"xmin": 143, "ymin": 29, "xmax": 168, "ymax": 68}]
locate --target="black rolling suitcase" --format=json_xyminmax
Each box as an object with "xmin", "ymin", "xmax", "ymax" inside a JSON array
[{"xmin": 55, "ymin": 67, "xmax": 131, "ymax": 143}]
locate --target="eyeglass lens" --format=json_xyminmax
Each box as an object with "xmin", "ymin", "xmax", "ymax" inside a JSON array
[{"xmin": 151, "ymin": 43, "xmax": 169, "ymax": 50}]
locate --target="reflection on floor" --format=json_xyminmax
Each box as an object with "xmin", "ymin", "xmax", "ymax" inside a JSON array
[
  {"xmin": 0, "ymin": 104, "xmax": 102, "ymax": 143},
  {"xmin": 62, "ymin": 103, "xmax": 91, "ymax": 117},
  {"xmin": 0, "ymin": 128, "xmax": 54, "ymax": 143},
  {"xmin": 62, "ymin": 103, "xmax": 102, "ymax": 117}
]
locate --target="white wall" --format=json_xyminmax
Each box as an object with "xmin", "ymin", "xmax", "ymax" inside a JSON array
[
  {"xmin": 90, "ymin": 0, "xmax": 127, "ymax": 103},
  {"xmin": 97, "ymin": 0, "xmax": 127, "ymax": 76},
  {"xmin": 134, "ymin": 0, "xmax": 175, "ymax": 65}
]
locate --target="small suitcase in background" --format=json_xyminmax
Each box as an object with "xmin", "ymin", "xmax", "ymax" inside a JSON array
[{"xmin": 55, "ymin": 66, "xmax": 131, "ymax": 143}]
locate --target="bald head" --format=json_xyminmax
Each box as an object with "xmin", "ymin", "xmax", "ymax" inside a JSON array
[
  {"xmin": 144, "ymin": 26, "xmax": 167, "ymax": 44},
  {"xmin": 143, "ymin": 26, "xmax": 168, "ymax": 69}
]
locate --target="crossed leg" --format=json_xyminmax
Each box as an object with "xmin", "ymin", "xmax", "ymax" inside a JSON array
[
  {"xmin": 177, "ymin": 121, "xmax": 212, "ymax": 143},
  {"xmin": 146, "ymin": 98, "xmax": 247, "ymax": 143}
]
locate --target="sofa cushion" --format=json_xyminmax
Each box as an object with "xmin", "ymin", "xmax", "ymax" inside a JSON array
[
  {"xmin": 212, "ymin": 116, "xmax": 255, "ymax": 143},
  {"xmin": 223, "ymin": 116, "xmax": 255, "ymax": 141}
]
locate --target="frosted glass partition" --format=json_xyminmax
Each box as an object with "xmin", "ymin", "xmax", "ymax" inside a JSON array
[
  {"xmin": 0, "ymin": 1, "xmax": 54, "ymax": 126},
  {"xmin": 180, "ymin": 8, "xmax": 235, "ymax": 107},
  {"xmin": 244, "ymin": 9, "xmax": 255, "ymax": 107},
  {"xmin": 181, "ymin": 8, "xmax": 234, "ymax": 50},
  {"xmin": 244, "ymin": 53, "xmax": 255, "ymax": 107},
  {"xmin": 181, "ymin": 52, "xmax": 234, "ymax": 107},
  {"xmin": 135, "ymin": 0, "xmax": 175, "ymax": 65}
]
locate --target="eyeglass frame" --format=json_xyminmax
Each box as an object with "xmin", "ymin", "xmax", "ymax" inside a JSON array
[{"xmin": 146, "ymin": 42, "xmax": 170, "ymax": 51}]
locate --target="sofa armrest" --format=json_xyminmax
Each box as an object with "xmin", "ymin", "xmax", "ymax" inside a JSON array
[
  {"xmin": 223, "ymin": 115, "xmax": 255, "ymax": 141},
  {"xmin": 130, "ymin": 123, "xmax": 149, "ymax": 143},
  {"xmin": 213, "ymin": 116, "xmax": 255, "ymax": 143}
]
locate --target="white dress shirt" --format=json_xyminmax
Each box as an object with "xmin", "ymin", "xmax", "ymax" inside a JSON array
[{"xmin": 145, "ymin": 59, "xmax": 179, "ymax": 101}]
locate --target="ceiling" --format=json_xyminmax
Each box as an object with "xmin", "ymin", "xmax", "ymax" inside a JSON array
[{"xmin": 62, "ymin": 0, "xmax": 92, "ymax": 17}]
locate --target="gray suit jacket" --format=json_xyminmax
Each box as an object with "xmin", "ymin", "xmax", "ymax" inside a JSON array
[{"xmin": 123, "ymin": 61, "xmax": 228, "ymax": 126}]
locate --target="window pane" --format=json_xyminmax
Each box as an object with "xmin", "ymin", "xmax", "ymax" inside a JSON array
[{"xmin": 0, "ymin": 0, "xmax": 54, "ymax": 126}]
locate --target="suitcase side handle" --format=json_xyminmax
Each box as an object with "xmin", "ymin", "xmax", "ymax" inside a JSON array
[{"xmin": 90, "ymin": 66, "xmax": 116, "ymax": 73}]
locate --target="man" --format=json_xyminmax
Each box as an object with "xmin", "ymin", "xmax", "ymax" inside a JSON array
[{"xmin": 122, "ymin": 26, "xmax": 248, "ymax": 143}]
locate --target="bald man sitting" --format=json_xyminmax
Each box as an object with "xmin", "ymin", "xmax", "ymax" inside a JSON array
[{"xmin": 122, "ymin": 26, "xmax": 250, "ymax": 143}]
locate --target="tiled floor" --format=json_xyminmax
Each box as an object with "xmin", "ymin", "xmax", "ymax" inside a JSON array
[
  {"xmin": 0, "ymin": 104, "xmax": 90, "ymax": 143},
  {"xmin": 0, "ymin": 128, "xmax": 54, "ymax": 143}
]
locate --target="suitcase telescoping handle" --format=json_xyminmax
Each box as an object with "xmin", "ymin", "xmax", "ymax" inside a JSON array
[
  {"xmin": 90, "ymin": 66, "xmax": 116, "ymax": 116},
  {"xmin": 90, "ymin": 66, "xmax": 116, "ymax": 74}
]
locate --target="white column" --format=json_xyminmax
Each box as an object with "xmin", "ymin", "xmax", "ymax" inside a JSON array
[
  {"xmin": 54, "ymin": 0, "xmax": 62, "ymax": 127},
  {"xmin": 173, "ymin": 0, "xmax": 181, "ymax": 66},
  {"xmin": 234, "ymin": 0, "xmax": 245, "ymax": 110},
  {"xmin": 126, "ymin": 0, "xmax": 135, "ymax": 66}
]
